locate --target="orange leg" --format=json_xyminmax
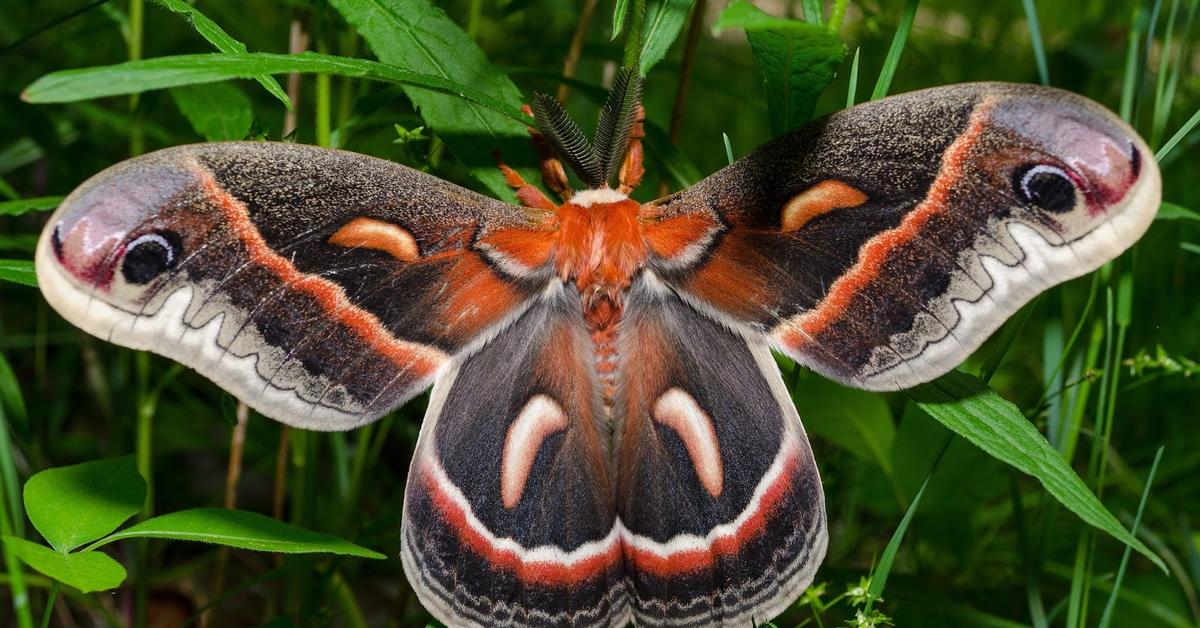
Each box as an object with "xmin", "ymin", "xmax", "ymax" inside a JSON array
[
  {"xmin": 494, "ymin": 150, "xmax": 557, "ymax": 211},
  {"xmin": 618, "ymin": 104, "xmax": 646, "ymax": 194}
]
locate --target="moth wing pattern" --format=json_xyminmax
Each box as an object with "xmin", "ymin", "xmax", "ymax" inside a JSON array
[
  {"xmin": 36, "ymin": 142, "xmax": 552, "ymax": 430},
  {"xmin": 613, "ymin": 274, "xmax": 827, "ymax": 626},
  {"xmin": 641, "ymin": 82, "xmax": 1161, "ymax": 391},
  {"xmin": 401, "ymin": 283, "xmax": 630, "ymax": 627}
]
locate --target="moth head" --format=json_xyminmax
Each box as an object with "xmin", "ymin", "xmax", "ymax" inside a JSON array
[
  {"xmin": 38, "ymin": 157, "xmax": 202, "ymax": 299},
  {"xmin": 981, "ymin": 85, "xmax": 1157, "ymax": 232}
]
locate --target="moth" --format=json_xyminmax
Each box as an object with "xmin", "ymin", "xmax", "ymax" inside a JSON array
[{"xmin": 36, "ymin": 74, "xmax": 1160, "ymax": 627}]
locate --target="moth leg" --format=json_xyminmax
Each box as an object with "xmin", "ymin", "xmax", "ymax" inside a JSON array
[
  {"xmin": 494, "ymin": 149, "xmax": 558, "ymax": 211},
  {"xmin": 617, "ymin": 103, "xmax": 646, "ymax": 194},
  {"xmin": 521, "ymin": 104, "xmax": 575, "ymax": 201}
]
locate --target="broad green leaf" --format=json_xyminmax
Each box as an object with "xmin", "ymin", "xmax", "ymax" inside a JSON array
[
  {"xmin": 92, "ymin": 508, "xmax": 385, "ymax": 559},
  {"xmin": 0, "ymin": 259, "xmax": 36, "ymax": 287},
  {"xmin": 1157, "ymin": 201, "xmax": 1200, "ymax": 221},
  {"xmin": 908, "ymin": 370, "xmax": 1165, "ymax": 571},
  {"xmin": 170, "ymin": 82, "xmax": 253, "ymax": 141},
  {"xmin": 713, "ymin": 0, "xmax": 846, "ymax": 135},
  {"xmin": 22, "ymin": 53, "xmax": 527, "ymax": 126},
  {"xmin": 2, "ymin": 537, "xmax": 126, "ymax": 593},
  {"xmin": 640, "ymin": 0, "xmax": 695, "ymax": 75},
  {"xmin": 151, "ymin": 0, "xmax": 290, "ymax": 108},
  {"xmin": 24, "ymin": 456, "xmax": 146, "ymax": 552},
  {"xmin": 0, "ymin": 196, "xmax": 63, "ymax": 216},
  {"xmin": 791, "ymin": 377, "xmax": 894, "ymax": 476},
  {"xmin": 329, "ymin": 0, "xmax": 538, "ymax": 201}
]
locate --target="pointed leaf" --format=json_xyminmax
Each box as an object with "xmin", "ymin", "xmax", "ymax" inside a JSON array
[
  {"xmin": 24, "ymin": 456, "xmax": 146, "ymax": 552},
  {"xmin": 713, "ymin": 0, "xmax": 846, "ymax": 135},
  {"xmin": 22, "ymin": 53, "xmax": 527, "ymax": 125},
  {"xmin": 3, "ymin": 537, "xmax": 126, "ymax": 593},
  {"xmin": 151, "ymin": 0, "xmax": 290, "ymax": 108},
  {"xmin": 1157, "ymin": 201, "xmax": 1200, "ymax": 222},
  {"xmin": 640, "ymin": 0, "xmax": 696, "ymax": 75},
  {"xmin": 907, "ymin": 370, "xmax": 1165, "ymax": 571},
  {"xmin": 0, "ymin": 259, "xmax": 36, "ymax": 287},
  {"xmin": 0, "ymin": 196, "xmax": 63, "ymax": 216},
  {"xmin": 328, "ymin": 0, "xmax": 538, "ymax": 201},
  {"xmin": 92, "ymin": 508, "xmax": 385, "ymax": 559}
]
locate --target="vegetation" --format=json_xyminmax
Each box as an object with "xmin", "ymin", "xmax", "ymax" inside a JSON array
[{"xmin": 1, "ymin": 0, "xmax": 1198, "ymax": 626}]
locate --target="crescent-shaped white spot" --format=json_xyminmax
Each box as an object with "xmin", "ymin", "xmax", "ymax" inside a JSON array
[
  {"xmin": 652, "ymin": 387, "xmax": 723, "ymax": 498},
  {"xmin": 500, "ymin": 394, "xmax": 569, "ymax": 509}
]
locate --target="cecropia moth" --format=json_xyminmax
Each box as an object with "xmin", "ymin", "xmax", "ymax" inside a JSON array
[{"xmin": 36, "ymin": 79, "xmax": 1159, "ymax": 626}]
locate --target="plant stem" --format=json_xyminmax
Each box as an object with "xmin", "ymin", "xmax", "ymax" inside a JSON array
[
  {"xmin": 621, "ymin": 0, "xmax": 646, "ymax": 69},
  {"xmin": 210, "ymin": 400, "xmax": 249, "ymax": 621},
  {"xmin": 128, "ymin": 0, "xmax": 144, "ymax": 156},
  {"xmin": 283, "ymin": 13, "xmax": 309, "ymax": 139},
  {"xmin": 39, "ymin": 582, "xmax": 58, "ymax": 628},
  {"xmin": 557, "ymin": 0, "xmax": 601, "ymax": 102}
]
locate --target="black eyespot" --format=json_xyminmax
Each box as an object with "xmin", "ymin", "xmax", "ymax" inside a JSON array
[
  {"xmin": 1013, "ymin": 164, "xmax": 1078, "ymax": 214},
  {"xmin": 121, "ymin": 230, "xmax": 181, "ymax": 284}
]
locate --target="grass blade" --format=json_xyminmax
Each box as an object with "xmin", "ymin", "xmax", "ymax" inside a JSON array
[
  {"xmin": 0, "ymin": 260, "xmax": 36, "ymax": 287},
  {"xmin": 1156, "ymin": 106, "xmax": 1200, "ymax": 161},
  {"xmin": 1022, "ymin": 0, "xmax": 1050, "ymax": 85},
  {"xmin": 871, "ymin": 0, "xmax": 919, "ymax": 100},
  {"xmin": 1098, "ymin": 446, "xmax": 1166, "ymax": 628},
  {"xmin": 846, "ymin": 46, "xmax": 860, "ymax": 107}
]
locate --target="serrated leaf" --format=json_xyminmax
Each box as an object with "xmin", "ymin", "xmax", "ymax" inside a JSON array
[
  {"xmin": 1157, "ymin": 201, "xmax": 1200, "ymax": 221},
  {"xmin": 0, "ymin": 259, "xmax": 36, "ymax": 287},
  {"xmin": 640, "ymin": 0, "xmax": 695, "ymax": 75},
  {"xmin": 328, "ymin": 0, "xmax": 538, "ymax": 201},
  {"xmin": 170, "ymin": 82, "xmax": 253, "ymax": 141},
  {"xmin": 907, "ymin": 370, "xmax": 1165, "ymax": 571},
  {"xmin": 92, "ymin": 508, "xmax": 385, "ymax": 559},
  {"xmin": 22, "ymin": 53, "xmax": 527, "ymax": 126},
  {"xmin": 713, "ymin": 0, "xmax": 846, "ymax": 136},
  {"xmin": 151, "ymin": 0, "xmax": 290, "ymax": 108},
  {"xmin": 24, "ymin": 456, "xmax": 146, "ymax": 552},
  {"xmin": 0, "ymin": 196, "xmax": 63, "ymax": 216},
  {"xmin": 2, "ymin": 537, "xmax": 126, "ymax": 593}
]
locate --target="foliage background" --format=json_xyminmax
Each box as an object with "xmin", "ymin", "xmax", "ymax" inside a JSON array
[{"xmin": 1, "ymin": 0, "xmax": 1198, "ymax": 626}]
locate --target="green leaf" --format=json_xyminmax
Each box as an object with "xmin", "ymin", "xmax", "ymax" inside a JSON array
[
  {"xmin": 0, "ymin": 259, "xmax": 36, "ymax": 287},
  {"xmin": 713, "ymin": 0, "xmax": 846, "ymax": 135},
  {"xmin": 24, "ymin": 456, "xmax": 146, "ymax": 553},
  {"xmin": 612, "ymin": 0, "xmax": 631, "ymax": 39},
  {"xmin": 907, "ymin": 371, "xmax": 1165, "ymax": 571},
  {"xmin": 328, "ymin": 0, "xmax": 538, "ymax": 201},
  {"xmin": 22, "ymin": 53, "xmax": 527, "ymax": 126},
  {"xmin": 0, "ymin": 196, "xmax": 63, "ymax": 216},
  {"xmin": 170, "ymin": 82, "xmax": 253, "ymax": 141},
  {"xmin": 151, "ymin": 0, "xmax": 290, "ymax": 108},
  {"xmin": 1157, "ymin": 201, "xmax": 1200, "ymax": 222},
  {"xmin": 90, "ymin": 508, "xmax": 385, "ymax": 559},
  {"xmin": 640, "ymin": 0, "xmax": 695, "ymax": 75},
  {"xmin": 2, "ymin": 537, "xmax": 125, "ymax": 593},
  {"xmin": 792, "ymin": 377, "xmax": 894, "ymax": 476},
  {"xmin": 0, "ymin": 351, "xmax": 28, "ymax": 439}
]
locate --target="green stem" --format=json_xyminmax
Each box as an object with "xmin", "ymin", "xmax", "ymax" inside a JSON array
[
  {"xmin": 622, "ymin": 0, "xmax": 647, "ymax": 69},
  {"xmin": 128, "ymin": 0, "xmax": 145, "ymax": 156},
  {"xmin": 316, "ymin": 41, "xmax": 331, "ymax": 148},
  {"xmin": 39, "ymin": 582, "xmax": 58, "ymax": 628}
]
